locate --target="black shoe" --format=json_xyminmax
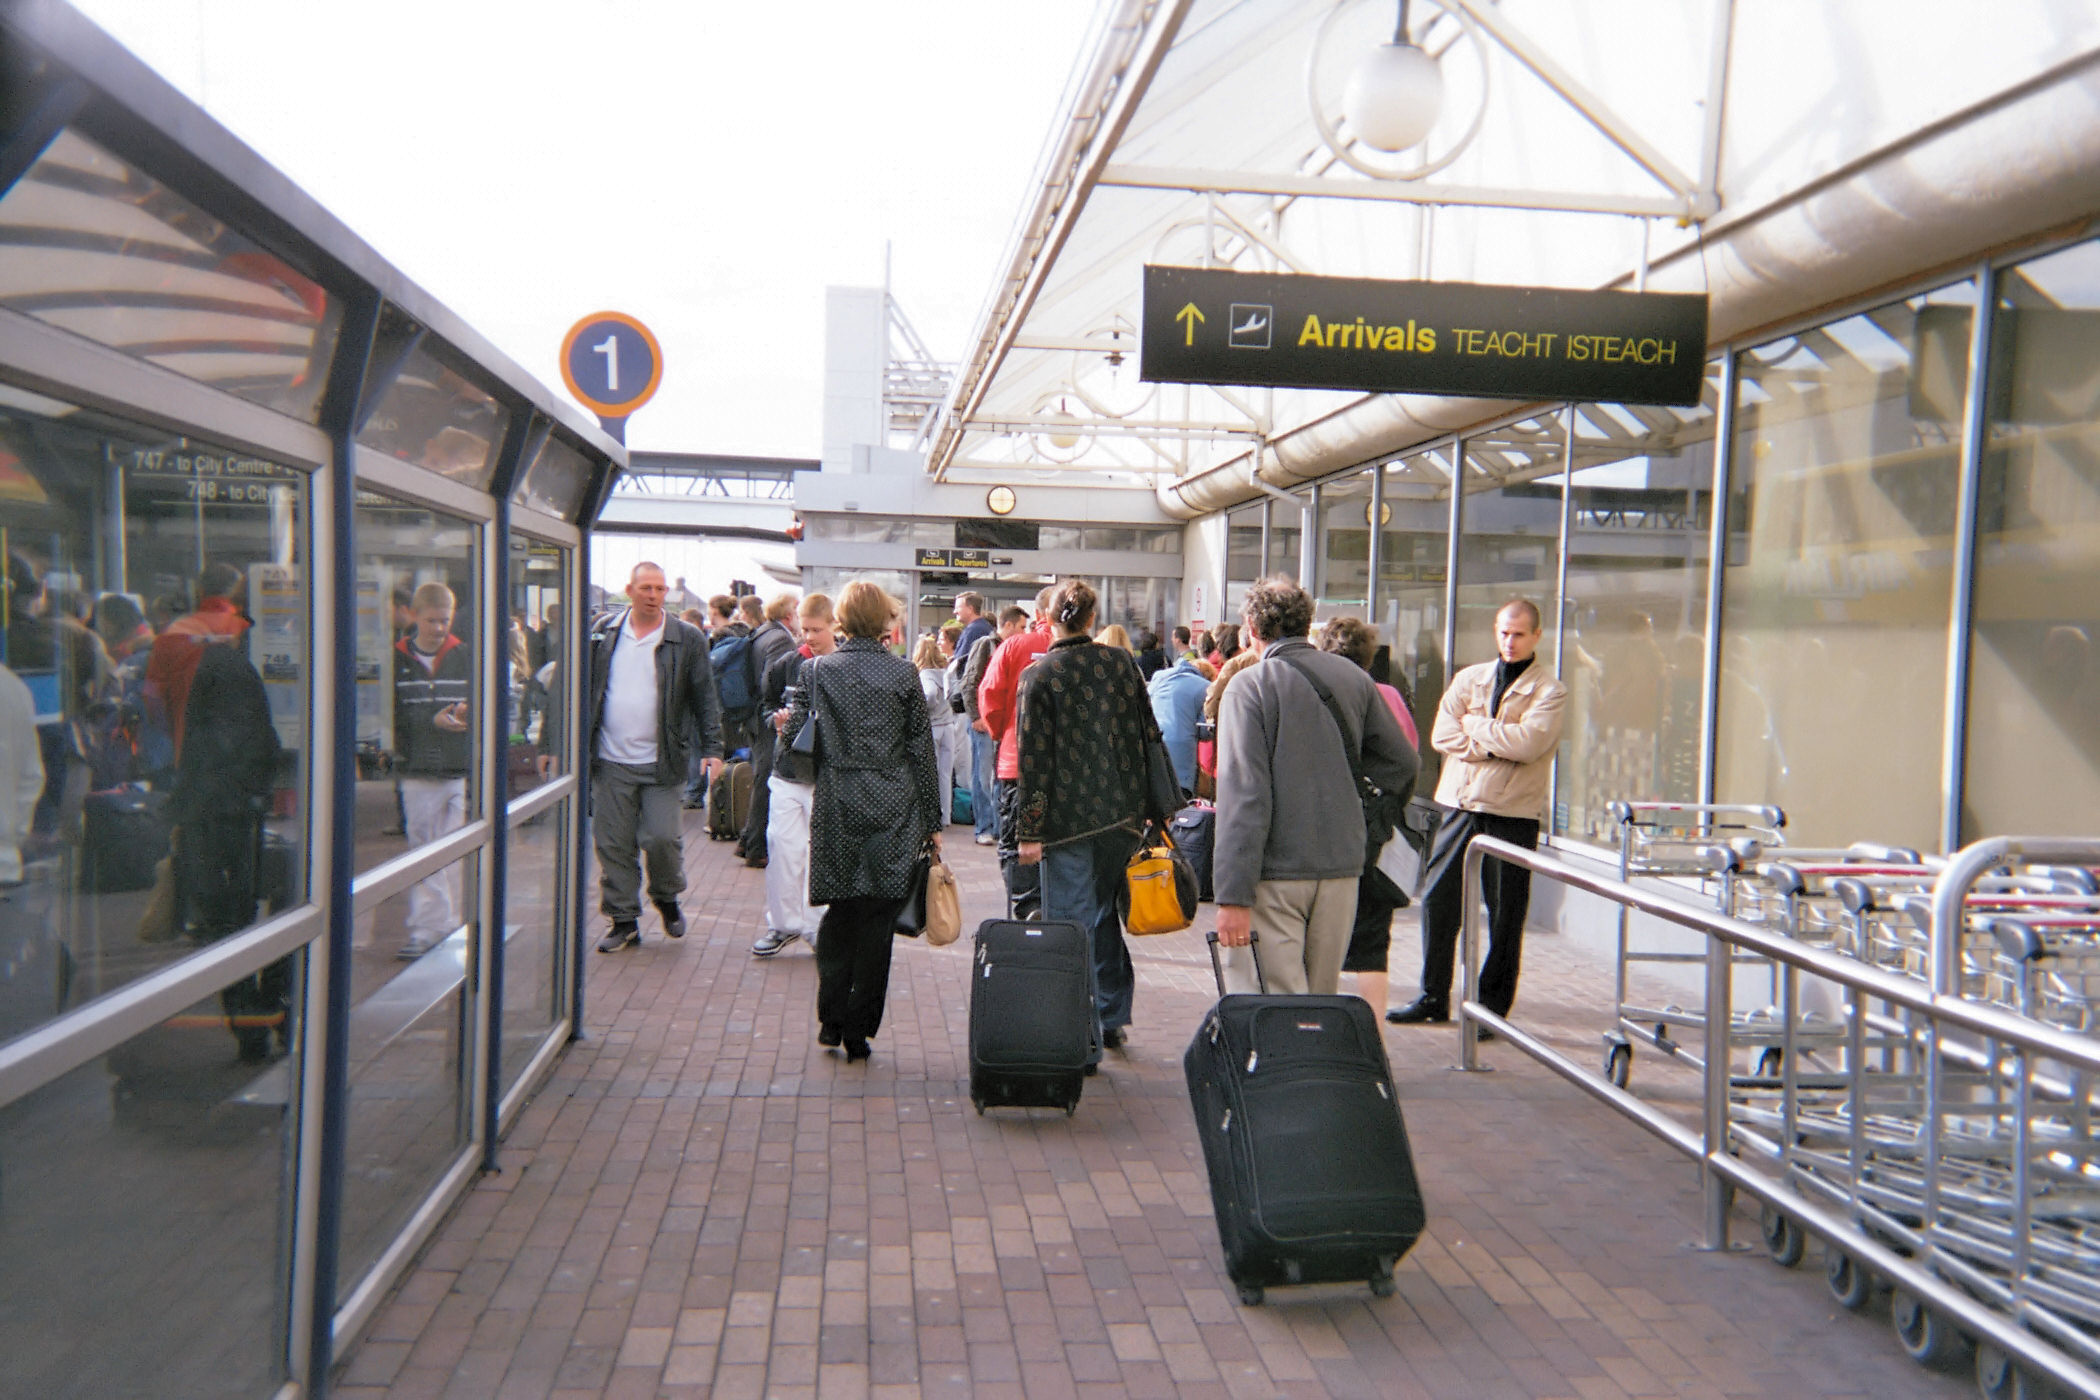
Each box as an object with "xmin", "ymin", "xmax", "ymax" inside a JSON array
[
  {"xmin": 1386, "ymin": 998, "xmax": 1449, "ymax": 1025},
  {"xmin": 1101, "ymin": 1027, "xmax": 1126, "ymax": 1050},
  {"xmin": 1475, "ymin": 1025, "xmax": 1498, "ymax": 1043},
  {"xmin": 817, "ymin": 1024, "xmax": 842, "ymax": 1048},
  {"xmin": 843, "ymin": 1037, "xmax": 871, "ymax": 1062},
  {"xmin": 597, "ymin": 921, "xmax": 640, "ymax": 953},
  {"xmin": 744, "ymin": 856, "xmax": 768, "ymax": 870},
  {"xmin": 654, "ymin": 901, "xmax": 685, "ymax": 939}
]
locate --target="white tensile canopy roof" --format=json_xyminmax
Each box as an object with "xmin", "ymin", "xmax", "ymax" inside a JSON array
[{"xmin": 927, "ymin": 0, "xmax": 2100, "ymax": 517}]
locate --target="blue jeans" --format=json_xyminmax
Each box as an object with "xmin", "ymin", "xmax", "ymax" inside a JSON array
[
  {"xmin": 969, "ymin": 727, "xmax": 999, "ymax": 838},
  {"xmin": 1038, "ymin": 827, "xmax": 1142, "ymax": 1045}
]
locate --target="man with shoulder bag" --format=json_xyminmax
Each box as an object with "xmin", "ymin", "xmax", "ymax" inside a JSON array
[{"xmin": 1212, "ymin": 577, "xmax": 1416, "ymax": 995}]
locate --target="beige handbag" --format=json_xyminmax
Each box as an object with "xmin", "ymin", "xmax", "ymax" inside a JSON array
[{"xmin": 924, "ymin": 857, "xmax": 963, "ymax": 947}]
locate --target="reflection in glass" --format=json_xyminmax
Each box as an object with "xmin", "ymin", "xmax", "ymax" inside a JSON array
[
  {"xmin": 0, "ymin": 953, "xmax": 302, "ymax": 1398},
  {"xmin": 1264, "ymin": 496, "xmax": 1302, "ymax": 580},
  {"xmin": 511, "ymin": 433, "xmax": 595, "ymax": 520},
  {"xmin": 356, "ymin": 310, "xmax": 509, "ymax": 488},
  {"xmin": 340, "ymin": 854, "xmax": 477, "ymax": 1300},
  {"xmin": 354, "ymin": 488, "xmax": 481, "ymax": 874},
  {"xmin": 0, "ymin": 391, "xmax": 308, "ymax": 1048},
  {"xmin": 1963, "ymin": 241, "xmax": 2100, "ymax": 839},
  {"xmin": 1556, "ymin": 381, "xmax": 1717, "ymax": 842},
  {"xmin": 0, "ymin": 128, "xmax": 342, "ymax": 421},
  {"xmin": 502, "ymin": 805, "xmax": 568, "ymax": 1091},
  {"xmin": 1716, "ymin": 285, "xmax": 1973, "ymax": 849},
  {"xmin": 1376, "ymin": 451, "xmax": 1453, "ymax": 793},
  {"xmin": 1315, "ymin": 471, "xmax": 1373, "ymax": 611},
  {"xmin": 1455, "ymin": 415, "xmax": 1564, "ymax": 673},
  {"xmin": 509, "ymin": 535, "xmax": 570, "ymax": 785}
]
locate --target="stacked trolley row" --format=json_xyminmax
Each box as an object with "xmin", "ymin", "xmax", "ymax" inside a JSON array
[
  {"xmin": 1587, "ymin": 806, "xmax": 2100, "ymax": 1395},
  {"xmin": 1717, "ymin": 836, "xmax": 2100, "ymax": 1397}
]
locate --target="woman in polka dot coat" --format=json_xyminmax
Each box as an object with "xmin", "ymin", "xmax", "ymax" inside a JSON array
[{"xmin": 783, "ymin": 580, "xmax": 942, "ymax": 1061}]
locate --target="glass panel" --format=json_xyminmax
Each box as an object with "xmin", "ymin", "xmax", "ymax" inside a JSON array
[
  {"xmin": 1375, "ymin": 450, "xmax": 1452, "ymax": 794},
  {"xmin": 356, "ymin": 312, "xmax": 509, "ymax": 488},
  {"xmin": 1455, "ymin": 415, "xmax": 1565, "ymax": 672},
  {"xmin": 807, "ymin": 515, "xmax": 911, "ymax": 544},
  {"xmin": 502, "ymin": 804, "xmax": 568, "ymax": 1091},
  {"xmin": 1264, "ymin": 496, "xmax": 1302, "ymax": 580},
  {"xmin": 1556, "ymin": 378, "xmax": 1719, "ymax": 842},
  {"xmin": 507, "ymin": 535, "xmax": 569, "ymax": 783},
  {"xmin": 1964, "ymin": 241, "xmax": 2100, "ymax": 840},
  {"xmin": 0, "ymin": 128, "xmax": 342, "ymax": 421},
  {"xmin": 0, "ymin": 389, "xmax": 309, "ymax": 1048},
  {"xmin": 1096, "ymin": 576, "xmax": 1176, "ymax": 642},
  {"xmin": 340, "ymin": 853, "xmax": 478, "ymax": 1300},
  {"xmin": 512, "ymin": 433, "xmax": 595, "ymax": 520},
  {"xmin": 1037, "ymin": 524, "xmax": 1084, "ymax": 551},
  {"xmin": 1315, "ymin": 471, "xmax": 1373, "ymax": 612},
  {"xmin": 1716, "ymin": 285, "xmax": 1974, "ymax": 850},
  {"xmin": 354, "ymin": 486, "xmax": 481, "ymax": 873},
  {"xmin": 0, "ymin": 950, "xmax": 303, "ymax": 1398},
  {"xmin": 955, "ymin": 518, "xmax": 1039, "ymax": 551}
]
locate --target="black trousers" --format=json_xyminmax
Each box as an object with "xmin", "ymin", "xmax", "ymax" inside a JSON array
[
  {"xmin": 995, "ymin": 777, "xmax": 1041, "ymax": 917},
  {"xmin": 1417, "ymin": 810, "xmax": 1540, "ymax": 1016},
  {"xmin": 741, "ymin": 733, "xmax": 775, "ymax": 860},
  {"xmin": 815, "ymin": 895, "xmax": 906, "ymax": 1040}
]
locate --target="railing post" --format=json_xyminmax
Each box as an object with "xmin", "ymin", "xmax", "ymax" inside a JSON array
[
  {"xmin": 1458, "ymin": 841, "xmax": 1484, "ymax": 1072},
  {"xmin": 1701, "ymin": 910, "xmax": 1733, "ymax": 1249}
]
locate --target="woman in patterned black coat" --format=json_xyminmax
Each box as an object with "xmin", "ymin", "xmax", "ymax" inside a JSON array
[
  {"xmin": 784, "ymin": 580, "xmax": 943, "ymax": 1061},
  {"xmin": 1015, "ymin": 579, "xmax": 1159, "ymax": 1055}
]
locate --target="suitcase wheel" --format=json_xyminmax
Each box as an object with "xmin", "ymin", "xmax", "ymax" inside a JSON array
[
  {"xmin": 1237, "ymin": 1284, "xmax": 1265, "ymax": 1307},
  {"xmin": 1369, "ymin": 1272, "xmax": 1396, "ymax": 1298},
  {"xmin": 1064, "ymin": 1099, "xmax": 1078, "ymax": 1118},
  {"xmin": 973, "ymin": 1099, "xmax": 985, "ymax": 1116}
]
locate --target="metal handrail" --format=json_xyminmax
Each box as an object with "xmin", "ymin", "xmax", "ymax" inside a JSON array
[{"xmin": 1457, "ymin": 834, "xmax": 2100, "ymax": 1399}]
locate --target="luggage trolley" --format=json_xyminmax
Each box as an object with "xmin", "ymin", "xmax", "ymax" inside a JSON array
[
  {"xmin": 1732, "ymin": 841, "xmax": 2100, "ymax": 1392},
  {"xmin": 1599, "ymin": 801, "xmax": 1785, "ymax": 1088}
]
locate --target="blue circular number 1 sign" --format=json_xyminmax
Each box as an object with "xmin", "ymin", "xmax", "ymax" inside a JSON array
[{"xmin": 559, "ymin": 312, "xmax": 663, "ymax": 419}]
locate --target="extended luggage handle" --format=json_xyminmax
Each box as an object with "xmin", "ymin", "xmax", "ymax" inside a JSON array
[{"xmin": 1206, "ymin": 927, "xmax": 1266, "ymax": 997}]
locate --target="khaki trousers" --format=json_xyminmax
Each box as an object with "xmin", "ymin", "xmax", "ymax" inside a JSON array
[{"xmin": 1218, "ymin": 876, "xmax": 1359, "ymax": 995}]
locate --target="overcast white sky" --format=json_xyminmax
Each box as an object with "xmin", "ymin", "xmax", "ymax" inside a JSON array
[{"xmin": 71, "ymin": 0, "xmax": 1100, "ymax": 461}]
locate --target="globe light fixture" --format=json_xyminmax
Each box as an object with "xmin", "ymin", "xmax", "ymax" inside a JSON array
[
  {"xmin": 1046, "ymin": 400, "xmax": 1083, "ymax": 451},
  {"xmin": 1342, "ymin": 1, "xmax": 1443, "ymax": 152}
]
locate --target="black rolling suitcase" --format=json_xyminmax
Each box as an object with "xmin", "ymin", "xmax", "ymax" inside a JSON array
[
  {"xmin": 969, "ymin": 917, "xmax": 1094, "ymax": 1115},
  {"xmin": 1185, "ymin": 933, "xmax": 1425, "ymax": 1305}
]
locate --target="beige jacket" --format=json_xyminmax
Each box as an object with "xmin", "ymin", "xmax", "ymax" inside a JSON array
[{"xmin": 1431, "ymin": 658, "xmax": 1568, "ymax": 820}]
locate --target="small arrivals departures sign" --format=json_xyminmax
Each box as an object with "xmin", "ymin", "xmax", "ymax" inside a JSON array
[{"xmin": 1141, "ymin": 266, "xmax": 1708, "ymax": 407}]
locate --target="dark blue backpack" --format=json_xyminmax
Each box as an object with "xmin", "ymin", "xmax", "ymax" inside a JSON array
[{"xmin": 710, "ymin": 631, "xmax": 758, "ymax": 716}]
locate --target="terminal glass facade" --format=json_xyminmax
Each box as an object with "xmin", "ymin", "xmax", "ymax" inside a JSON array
[
  {"xmin": 0, "ymin": 35, "xmax": 610, "ymax": 1397},
  {"xmin": 1238, "ymin": 255, "xmax": 2084, "ymax": 855}
]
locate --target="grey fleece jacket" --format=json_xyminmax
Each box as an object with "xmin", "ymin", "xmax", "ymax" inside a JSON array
[{"xmin": 1212, "ymin": 637, "xmax": 1418, "ymax": 907}]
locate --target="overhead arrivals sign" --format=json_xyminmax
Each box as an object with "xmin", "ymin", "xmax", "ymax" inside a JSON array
[{"xmin": 1140, "ymin": 266, "xmax": 1708, "ymax": 407}]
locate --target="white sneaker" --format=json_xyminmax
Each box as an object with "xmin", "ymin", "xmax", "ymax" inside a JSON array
[{"xmin": 751, "ymin": 928, "xmax": 797, "ymax": 957}]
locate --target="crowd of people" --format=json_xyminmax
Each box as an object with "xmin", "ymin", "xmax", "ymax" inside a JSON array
[{"xmin": 590, "ymin": 562, "xmax": 1567, "ymax": 1067}]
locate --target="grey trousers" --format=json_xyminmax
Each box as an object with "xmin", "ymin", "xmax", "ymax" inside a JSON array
[{"xmin": 592, "ymin": 760, "xmax": 687, "ymax": 922}]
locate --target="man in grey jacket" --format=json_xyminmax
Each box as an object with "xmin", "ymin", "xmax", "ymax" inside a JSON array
[{"xmin": 1213, "ymin": 577, "xmax": 1416, "ymax": 995}]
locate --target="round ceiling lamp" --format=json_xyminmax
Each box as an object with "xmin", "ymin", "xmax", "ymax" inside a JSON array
[
  {"xmin": 1308, "ymin": 0, "xmax": 1488, "ymax": 181},
  {"xmin": 1342, "ymin": 38, "xmax": 1444, "ymax": 152},
  {"xmin": 1046, "ymin": 405, "xmax": 1083, "ymax": 451}
]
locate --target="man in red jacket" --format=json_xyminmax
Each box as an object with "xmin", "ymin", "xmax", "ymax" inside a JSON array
[{"xmin": 976, "ymin": 584, "xmax": 1057, "ymax": 917}]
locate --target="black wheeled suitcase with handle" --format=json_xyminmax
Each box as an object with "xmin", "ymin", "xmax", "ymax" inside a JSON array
[
  {"xmin": 969, "ymin": 917, "xmax": 1094, "ymax": 1115},
  {"xmin": 1186, "ymin": 933, "xmax": 1425, "ymax": 1305}
]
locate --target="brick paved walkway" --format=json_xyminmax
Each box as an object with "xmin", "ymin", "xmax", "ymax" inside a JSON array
[{"xmin": 336, "ymin": 819, "xmax": 1972, "ymax": 1400}]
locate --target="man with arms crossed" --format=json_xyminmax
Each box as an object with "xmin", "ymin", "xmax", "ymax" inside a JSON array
[
  {"xmin": 588, "ymin": 562, "xmax": 724, "ymax": 952},
  {"xmin": 1389, "ymin": 598, "xmax": 1567, "ymax": 1030}
]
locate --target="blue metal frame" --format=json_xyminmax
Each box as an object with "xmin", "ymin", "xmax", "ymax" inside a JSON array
[{"xmin": 306, "ymin": 290, "xmax": 381, "ymax": 1400}]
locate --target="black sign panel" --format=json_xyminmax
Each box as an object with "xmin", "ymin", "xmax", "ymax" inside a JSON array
[
  {"xmin": 950, "ymin": 547, "xmax": 991, "ymax": 568},
  {"xmin": 1141, "ymin": 266, "xmax": 1708, "ymax": 407},
  {"xmin": 915, "ymin": 548, "xmax": 951, "ymax": 568}
]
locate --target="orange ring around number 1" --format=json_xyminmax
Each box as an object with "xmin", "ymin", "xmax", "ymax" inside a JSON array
[{"xmin": 559, "ymin": 311, "xmax": 664, "ymax": 419}]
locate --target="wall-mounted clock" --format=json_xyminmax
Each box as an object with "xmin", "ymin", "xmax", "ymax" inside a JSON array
[{"xmin": 987, "ymin": 485, "xmax": 1017, "ymax": 516}]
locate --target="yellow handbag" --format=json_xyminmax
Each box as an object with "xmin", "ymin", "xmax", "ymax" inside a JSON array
[{"xmin": 1121, "ymin": 825, "xmax": 1199, "ymax": 936}]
